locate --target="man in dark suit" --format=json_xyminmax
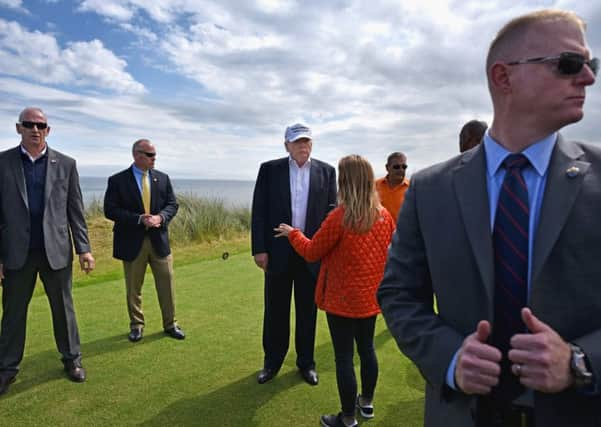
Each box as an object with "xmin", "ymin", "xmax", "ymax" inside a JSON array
[
  {"xmin": 0, "ymin": 107, "xmax": 95, "ymax": 395},
  {"xmin": 252, "ymin": 123, "xmax": 336, "ymax": 385},
  {"xmin": 378, "ymin": 10, "xmax": 600, "ymax": 427},
  {"xmin": 104, "ymin": 139, "xmax": 184, "ymax": 342}
]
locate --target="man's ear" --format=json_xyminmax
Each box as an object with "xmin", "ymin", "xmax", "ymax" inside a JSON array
[{"xmin": 489, "ymin": 62, "xmax": 512, "ymax": 93}]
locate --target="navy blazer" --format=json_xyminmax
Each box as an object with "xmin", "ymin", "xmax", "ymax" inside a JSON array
[
  {"xmin": 104, "ymin": 166, "xmax": 178, "ymax": 262},
  {"xmin": 251, "ymin": 157, "xmax": 336, "ymax": 275}
]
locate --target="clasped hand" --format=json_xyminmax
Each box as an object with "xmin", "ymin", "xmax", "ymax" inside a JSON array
[
  {"xmin": 142, "ymin": 214, "xmax": 162, "ymax": 228},
  {"xmin": 455, "ymin": 307, "xmax": 573, "ymax": 395}
]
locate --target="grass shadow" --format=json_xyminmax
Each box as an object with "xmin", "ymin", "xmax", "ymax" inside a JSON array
[
  {"xmin": 139, "ymin": 370, "xmax": 300, "ymax": 426},
  {"xmin": 4, "ymin": 331, "xmax": 172, "ymax": 398}
]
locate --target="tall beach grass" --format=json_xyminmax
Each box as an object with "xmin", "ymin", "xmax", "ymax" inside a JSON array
[{"xmin": 85, "ymin": 193, "xmax": 251, "ymax": 244}]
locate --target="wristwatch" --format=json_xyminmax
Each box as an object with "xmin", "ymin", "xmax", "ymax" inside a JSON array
[{"xmin": 569, "ymin": 343, "xmax": 594, "ymax": 388}]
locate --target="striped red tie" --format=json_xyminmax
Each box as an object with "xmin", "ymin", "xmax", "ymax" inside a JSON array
[{"xmin": 492, "ymin": 153, "xmax": 530, "ymax": 400}]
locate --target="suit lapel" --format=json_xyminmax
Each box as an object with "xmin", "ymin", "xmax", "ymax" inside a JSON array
[
  {"xmin": 150, "ymin": 170, "xmax": 159, "ymax": 214},
  {"xmin": 531, "ymin": 136, "xmax": 589, "ymax": 284},
  {"xmin": 279, "ymin": 159, "xmax": 292, "ymax": 221},
  {"xmin": 10, "ymin": 147, "xmax": 28, "ymax": 209},
  {"xmin": 453, "ymin": 146, "xmax": 495, "ymax": 310},
  {"xmin": 306, "ymin": 160, "xmax": 320, "ymax": 230},
  {"xmin": 127, "ymin": 166, "xmax": 145, "ymax": 213},
  {"xmin": 44, "ymin": 148, "xmax": 58, "ymax": 210}
]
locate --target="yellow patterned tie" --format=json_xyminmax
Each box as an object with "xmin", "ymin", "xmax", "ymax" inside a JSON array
[{"xmin": 142, "ymin": 171, "xmax": 151, "ymax": 214}]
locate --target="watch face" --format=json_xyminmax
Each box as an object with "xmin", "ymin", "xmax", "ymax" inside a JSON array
[{"xmin": 570, "ymin": 344, "xmax": 593, "ymax": 387}]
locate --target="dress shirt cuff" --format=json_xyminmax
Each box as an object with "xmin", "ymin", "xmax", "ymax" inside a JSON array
[{"xmin": 446, "ymin": 349, "xmax": 460, "ymax": 391}]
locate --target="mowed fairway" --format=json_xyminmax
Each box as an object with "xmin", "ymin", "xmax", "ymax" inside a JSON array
[{"xmin": 0, "ymin": 252, "xmax": 424, "ymax": 426}]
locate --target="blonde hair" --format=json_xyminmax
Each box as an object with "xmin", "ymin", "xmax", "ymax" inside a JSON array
[
  {"xmin": 486, "ymin": 9, "xmax": 586, "ymax": 76},
  {"xmin": 337, "ymin": 155, "xmax": 381, "ymax": 233}
]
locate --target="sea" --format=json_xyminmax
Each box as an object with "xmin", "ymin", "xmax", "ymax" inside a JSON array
[{"xmin": 80, "ymin": 176, "xmax": 255, "ymax": 209}]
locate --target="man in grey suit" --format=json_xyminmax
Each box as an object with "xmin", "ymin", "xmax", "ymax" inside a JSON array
[
  {"xmin": 378, "ymin": 10, "xmax": 599, "ymax": 427},
  {"xmin": 0, "ymin": 107, "xmax": 95, "ymax": 396}
]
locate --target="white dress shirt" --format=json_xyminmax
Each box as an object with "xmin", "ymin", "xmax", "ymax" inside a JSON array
[{"xmin": 289, "ymin": 157, "xmax": 311, "ymax": 232}]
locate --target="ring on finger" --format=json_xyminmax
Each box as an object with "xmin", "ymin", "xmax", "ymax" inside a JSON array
[{"xmin": 515, "ymin": 364, "xmax": 523, "ymax": 376}]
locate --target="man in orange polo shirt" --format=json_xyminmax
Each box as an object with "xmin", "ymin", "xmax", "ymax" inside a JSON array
[{"xmin": 375, "ymin": 152, "xmax": 410, "ymax": 221}]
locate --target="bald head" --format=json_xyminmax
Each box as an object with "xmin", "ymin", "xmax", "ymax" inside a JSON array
[{"xmin": 486, "ymin": 10, "xmax": 586, "ymax": 86}]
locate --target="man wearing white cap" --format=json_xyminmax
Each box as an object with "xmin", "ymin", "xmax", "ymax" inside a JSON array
[{"xmin": 251, "ymin": 123, "xmax": 336, "ymax": 385}]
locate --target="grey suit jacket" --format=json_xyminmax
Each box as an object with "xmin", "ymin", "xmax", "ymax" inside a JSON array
[
  {"xmin": 0, "ymin": 146, "xmax": 91, "ymax": 270},
  {"xmin": 378, "ymin": 135, "xmax": 601, "ymax": 427}
]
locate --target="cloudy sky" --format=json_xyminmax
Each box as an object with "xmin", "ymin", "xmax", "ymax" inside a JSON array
[{"xmin": 0, "ymin": 0, "xmax": 599, "ymax": 180}]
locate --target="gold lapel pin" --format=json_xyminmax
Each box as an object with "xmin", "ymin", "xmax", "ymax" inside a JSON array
[{"xmin": 566, "ymin": 166, "xmax": 580, "ymax": 178}]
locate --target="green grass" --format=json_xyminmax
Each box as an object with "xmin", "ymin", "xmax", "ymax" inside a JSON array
[{"xmin": 0, "ymin": 250, "xmax": 425, "ymax": 426}]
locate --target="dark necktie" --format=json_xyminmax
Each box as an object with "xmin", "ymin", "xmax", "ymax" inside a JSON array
[{"xmin": 492, "ymin": 153, "xmax": 530, "ymax": 400}]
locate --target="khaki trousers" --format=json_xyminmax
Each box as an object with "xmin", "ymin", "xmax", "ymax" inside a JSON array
[{"xmin": 123, "ymin": 237, "xmax": 176, "ymax": 330}]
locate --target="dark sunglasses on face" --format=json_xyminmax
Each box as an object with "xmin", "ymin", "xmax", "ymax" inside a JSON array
[
  {"xmin": 507, "ymin": 52, "xmax": 599, "ymax": 76},
  {"xmin": 136, "ymin": 150, "xmax": 156, "ymax": 158},
  {"xmin": 391, "ymin": 164, "xmax": 408, "ymax": 170},
  {"xmin": 20, "ymin": 121, "xmax": 48, "ymax": 130}
]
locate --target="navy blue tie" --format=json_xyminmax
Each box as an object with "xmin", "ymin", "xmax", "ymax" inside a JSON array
[{"xmin": 492, "ymin": 153, "xmax": 530, "ymax": 400}]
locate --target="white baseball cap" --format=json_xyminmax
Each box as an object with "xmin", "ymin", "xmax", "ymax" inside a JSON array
[{"xmin": 285, "ymin": 123, "xmax": 312, "ymax": 142}]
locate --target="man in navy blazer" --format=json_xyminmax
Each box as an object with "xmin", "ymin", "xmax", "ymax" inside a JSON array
[
  {"xmin": 378, "ymin": 10, "xmax": 600, "ymax": 427},
  {"xmin": 104, "ymin": 139, "xmax": 184, "ymax": 342},
  {"xmin": 252, "ymin": 124, "xmax": 336, "ymax": 385},
  {"xmin": 0, "ymin": 107, "xmax": 94, "ymax": 395}
]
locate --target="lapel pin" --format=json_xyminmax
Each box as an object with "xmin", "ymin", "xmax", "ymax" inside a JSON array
[{"xmin": 566, "ymin": 166, "xmax": 580, "ymax": 178}]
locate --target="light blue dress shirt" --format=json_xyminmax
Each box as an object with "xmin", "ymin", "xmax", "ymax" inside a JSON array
[{"xmin": 445, "ymin": 131, "xmax": 556, "ymax": 389}]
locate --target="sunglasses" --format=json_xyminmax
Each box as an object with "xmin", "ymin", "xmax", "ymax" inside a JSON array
[
  {"xmin": 391, "ymin": 164, "xmax": 408, "ymax": 170},
  {"xmin": 20, "ymin": 121, "xmax": 48, "ymax": 130},
  {"xmin": 507, "ymin": 52, "xmax": 599, "ymax": 76},
  {"xmin": 136, "ymin": 150, "xmax": 156, "ymax": 158}
]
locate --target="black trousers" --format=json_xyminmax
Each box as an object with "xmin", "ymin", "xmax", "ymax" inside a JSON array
[
  {"xmin": 0, "ymin": 250, "xmax": 81, "ymax": 378},
  {"xmin": 326, "ymin": 313, "xmax": 378, "ymax": 416},
  {"xmin": 262, "ymin": 253, "xmax": 317, "ymax": 371}
]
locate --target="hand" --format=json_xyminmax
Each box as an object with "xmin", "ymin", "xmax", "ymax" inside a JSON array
[
  {"xmin": 455, "ymin": 320, "xmax": 502, "ymax": 395},
  {"xmin": 254, "ymin": 253, "xmax": 268, "ymax": 271},
  {"xmin": 508, "ymin": 308, "xmax": 573, "ymax": 393},
  {"xmin": 142, "ymin": 215, "xmax": 162, "ymax": 228},
  {"xmin": 273, "ymin": 223, "xmax": 294, "ymax": 237},
  {"xmin": 79, "ymin": 252, "xmax": 95, "ymax": 274}
]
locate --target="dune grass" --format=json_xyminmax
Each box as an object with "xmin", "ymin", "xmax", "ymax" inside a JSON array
[{"xmin": 1, "ymin": 250, "xmax": 425, "ymax": 426}]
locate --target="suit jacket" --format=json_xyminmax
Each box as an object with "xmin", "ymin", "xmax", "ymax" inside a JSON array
[
  {"xmin": 378, "ymin": 135, "xmax": 601, "ymax": 427},
  {"xmin": 0, "ymin": 146, "xmax": 91, "ymax": 270},
  {"xmin": 251, "ymin": 157, "xmax": 337, "ymax": 275},
  {"xmin": 104, "ymin": 167, "xmax": 178, "ymax": 262}
]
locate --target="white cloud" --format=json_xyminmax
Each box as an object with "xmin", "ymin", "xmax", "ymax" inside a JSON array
[
  {"xmin": 78, "ymin": 0, "xmax": 134, "ymax": 21},
  {"xmin": 2, "ymin": 0, "xmax": 600, "ymax": 180},
  {"xmin": 0, "ymin": 0, "xmax": 24, "ymax": 10},
  {"xmin": 0, "ymin": 19, "xmax": 145, "ymax": 94}
]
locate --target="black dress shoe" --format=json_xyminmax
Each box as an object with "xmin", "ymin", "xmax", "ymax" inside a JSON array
[
  {"xmin": 300, "ymin": 368, "xmax": 319, "ymax": 385},
  {"xmin": 128, "ymin": 328, "xmax": 143, "ymax": 342},
  {"xmin": 164, "ymin": 325, "xmax": 185, "ymax": 340},
  {"xmin": 257, "ymin": 368, "xmax": 277, "ymax": 384},
  {"xmin": 64, "ymin": 361, "xmax": 86, "ymax": 383},
  {"xmin": 0, "ymin": 376, "xmax": 16, "ymax": 396}
]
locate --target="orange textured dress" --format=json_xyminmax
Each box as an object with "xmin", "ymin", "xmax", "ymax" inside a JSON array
[{"xmin": 288, "ymin": 206, "xmax": 396, "ymax": 318}]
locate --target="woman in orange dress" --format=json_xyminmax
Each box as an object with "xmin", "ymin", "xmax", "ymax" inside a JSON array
[{"xmin": 275, "ymin": 155, "xmax": 396, "ymax": 427}]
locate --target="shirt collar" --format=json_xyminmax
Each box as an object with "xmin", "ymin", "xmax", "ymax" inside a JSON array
[
  {"xmin": 132, "ymin": 164, "xmax": 150, "ymax": 175},
  {"xmin": 384, "ymin": 176, "xmax": 409, "ymax": 187},
  {"xmin": 288, "ymin": 156, "xmax": 311, "ymax": 168},
  {"xmin": 483, "ymin": 131, "xmax": 556, "ymax": 178},
  {"xmin": 20, "ymin": 144, "xmax": 47, "ymax": 162}
]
